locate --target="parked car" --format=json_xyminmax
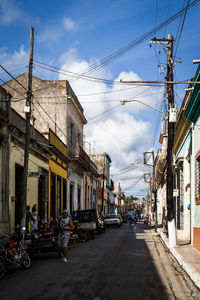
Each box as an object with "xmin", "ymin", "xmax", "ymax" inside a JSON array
[
  {"xmin": 76, "ymin": 210, "xmax": 96, "ymax": 239},
  {"xmin": 104, "ymin": 214, "xmax": 121, "ymax": 227},
  {"xmin": 76, "ymin": 209, "xmax": 106, "ymax": 235},
  {"xmin": 116, "ymin": 214, "xmax": 123, "ymax": 225}
]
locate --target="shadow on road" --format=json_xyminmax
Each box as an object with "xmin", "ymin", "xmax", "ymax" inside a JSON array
[{"xmin": 0, "ymin": 222, "xmax": 172, "ymax": 300}]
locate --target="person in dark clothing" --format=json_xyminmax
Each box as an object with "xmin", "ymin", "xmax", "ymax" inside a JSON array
[{"xmin": 26, "ymin": 206, "xmax": 34, "ymax": 232}]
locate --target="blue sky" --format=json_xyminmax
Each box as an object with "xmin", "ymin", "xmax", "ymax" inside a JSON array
[{"xmin": 1, "ymin": 0, "xmax": 200, "ymax": 196}]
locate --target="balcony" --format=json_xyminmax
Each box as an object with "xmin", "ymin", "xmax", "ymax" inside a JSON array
[
  {"xmin": 106, "ymin": 179, "xmax": 114, "ymax": 191},
  {"xmin": 69, "ymin": 143, "xmax": 91, "ymax": 175}
]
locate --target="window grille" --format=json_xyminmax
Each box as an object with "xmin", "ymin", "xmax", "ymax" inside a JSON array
[{"xmin": 195, "ymin": 154, "xmax": 200, "ymax": 203}]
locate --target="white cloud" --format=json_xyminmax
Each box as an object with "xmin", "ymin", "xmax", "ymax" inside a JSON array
[
  {"xmin": 58, "ymin": 48, "xmax": 160, "ymax": 193},
  {"xmin": 63, "ymin": 17, "xmax": 79, "ymax": 32},
  {"xmin": 0, "ymin": 0, "xmax": 21, "ymax": 24},
  {"xmin": 0, "ymin": 46, "xmax": 28, "ymax": 73},
  {"xmin": 0, "ymin": 0, "xmax": 39, "ymax": 25},
  {"xmin": 37, "ymin": 27, "xmax": 62, "ymax": 43}
]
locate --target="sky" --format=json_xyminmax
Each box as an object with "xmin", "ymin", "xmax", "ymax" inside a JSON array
[{"xmin": 0, "ymin": 0, "xmax": 200, "ymax": 197}]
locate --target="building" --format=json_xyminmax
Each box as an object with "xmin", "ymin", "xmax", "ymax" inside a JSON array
[
  {"xmin": 9, "ymin": 108, "xmax": 50, "ymax": 232},
  {"xmin": 3, "ymin": 74, "xmax": 90, "ymax": 212},
  {"xmin": 90, "ymin": 153, "xmax": 113, "ymax": 215},
  {"xmin": 155, "ymin": 115, "xmax": 168, "ymax": 225},
  {"xmin": 173, "ymin": 89, "xmax": 192, "ymax": 243},
  {"xmin": 184, "ymin": 65, "xmax": 200, "ymax": 250},
  {"xmin": 0, "ymin": 86, "xmax": 11, "ymax": 233}
]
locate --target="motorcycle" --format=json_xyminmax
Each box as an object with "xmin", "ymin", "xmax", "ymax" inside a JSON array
[
  {"xmin": 69, "ymin": 221, "xmax": 88, "ymax": 243},
  {"xmin": 0, "ymin": 230, "xmax": 30, "ymax": 279},
  {"xmin": 26, "ymin": 227, "xmax": 58, "ymax": 257}
]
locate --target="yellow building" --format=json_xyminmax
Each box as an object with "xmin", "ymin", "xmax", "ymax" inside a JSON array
[
  {"xmin": 48, "ymin": 129, "xmax": 69, "ymax": 219},
  {"xmin": 9, "ymin": 109, "xmax": 50, "ymax": 232}
]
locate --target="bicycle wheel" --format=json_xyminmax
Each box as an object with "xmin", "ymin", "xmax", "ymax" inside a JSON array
[{"xmin": 79, "ymin": 232, "xmax": 88, "ymax": 243}]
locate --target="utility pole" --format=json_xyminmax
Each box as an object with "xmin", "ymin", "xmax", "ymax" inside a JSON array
[
  {"xmin": 166, "ymin": 34, "xmax": 176, "ymax": 247},
  {"xmin": 20, "ymin": 27, "xmax": 34, "ymax": 236}
]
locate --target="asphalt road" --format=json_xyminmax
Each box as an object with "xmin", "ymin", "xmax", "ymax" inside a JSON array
[{"xmin": 0, "ymin": 222, "xmax": 198, "ymax": 300}]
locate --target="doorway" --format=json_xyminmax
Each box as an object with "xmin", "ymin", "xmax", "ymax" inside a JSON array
[{"xmin": 15, "ymin": 164, "xmax": 23, "ymax": 228}]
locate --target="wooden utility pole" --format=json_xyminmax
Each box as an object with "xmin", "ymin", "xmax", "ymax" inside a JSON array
[
  {"xmin": 166, "ymin": 34, "xmax": 174, "ymax": 221},
  {"xmin": 166, "ymin": 34, "xmax": 176, "ymax": 247},
  {"xmin": 20, "ymin": 27, "xmax": 34, "ymax": 234}
]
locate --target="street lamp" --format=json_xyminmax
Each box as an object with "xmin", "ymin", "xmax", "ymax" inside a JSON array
[{"xmin": 120, "ymin": 98, "xmax": 165, "ymax": 114}]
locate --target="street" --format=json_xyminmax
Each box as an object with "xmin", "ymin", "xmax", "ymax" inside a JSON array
[{"xmin": 0, "ymin": 222, "xmax": 198, "ymax": 300}]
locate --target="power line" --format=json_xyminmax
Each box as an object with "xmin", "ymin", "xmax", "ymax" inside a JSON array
[
  {"xmin": 87, "ymin": 104, "xmax": 121, "ymax": 121},
  {"xmin": 88, "ymin": 118, "xmax": 140, "ymax": 152},
  {"xmin": 174, "ymin": 0, "xmax": 190, "ymax": 59},
  {"xmin": 33, "ymin": 61, "xmax": 163, "ymax": 88},
  {"xmin": 0, "ymin": 66, "xmax": 27, "ymax": 77},
  {"xmin": 164, "ymin": 0, "xmax": 172, "ymax": 37},
  {"xmin": 0, "ymin": 78, "xmax": 27, "ymax": 98},
  {"xmin": 70, "ymin": 0, "xmax": 199, "ymax": 78},
  {"xmin": 0, "ymin": 65, "xmax": 28, "ymax": 92}
]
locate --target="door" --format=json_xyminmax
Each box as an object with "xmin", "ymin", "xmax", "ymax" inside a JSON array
[
  {"xmin": 50, "ymin": 172, "xmax": 56, "ymax": 220},
  {"xmin": 70, "ymin": 184, "xmax": 74, "ymax": 213},
  {"xmin": 15, "ymin": 164, "xmax": 23, "ymax": 228}
]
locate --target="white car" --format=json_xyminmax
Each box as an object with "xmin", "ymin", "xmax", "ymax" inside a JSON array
[
  {"xmin": 116, "ymin": 214, "xmax": 123, "ymax": 224},
  {"xmin": 104, "ymin": 214, "xmax": 121, "ymax": 227}
]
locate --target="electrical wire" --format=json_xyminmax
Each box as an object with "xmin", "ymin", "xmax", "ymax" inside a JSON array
[
  {"xmin": 88, "ymin": 118, "xmax": 140, "ymax": 152},
  {"xmin": 0, "ymin": 78, "xmax": 26, "ymax": 98},
  {"xmin": 164, "ymin": 0, "xmax": 171, "ymax": 37},
  {"xmin": 33, "ymin": 61, "xmax": 163, "ymax": 87},
  {"xmin": 0, "ymin": 66, "xmax": 28, "ymax": 77},
  {"xmin": 0, "ymin": 65, "xmax": 28, "ymax": 92},
  {"xmin": 87, "ymin": 104, "xmax": 121, "ymax": 121},
  {"xmin": 70, "ymin": 0, "xmax": 199, "ymax": 78},
  {"xmin": 174, "ymin": 0, "xmax": 190, "ymax": 59}
]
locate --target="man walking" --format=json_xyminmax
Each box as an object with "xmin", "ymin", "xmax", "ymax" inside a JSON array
[{"xmin": 57, "ymin": 210, "xmax": 74, "ymax": 263}]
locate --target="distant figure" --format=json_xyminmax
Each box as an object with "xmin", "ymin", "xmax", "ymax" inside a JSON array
[
  {"xmin": 128, "ymin": 215, "xmax": 136, "ymax": 232},
  {"xmin": 163, "ymin": 215, "xmax": 168, "ymax": 237},
  {"xmin": 71, "ymin": 210, "xmax": 76, "ymax": 221}
]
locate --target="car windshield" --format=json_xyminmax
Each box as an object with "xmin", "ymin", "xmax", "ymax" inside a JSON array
[
  {"xmin": 106, "ymin": 215, "xmax": 117, "ymax": 219},
  {"xmin": 78, "ymin": 214, "xmax": 94, "ymax": 222}
]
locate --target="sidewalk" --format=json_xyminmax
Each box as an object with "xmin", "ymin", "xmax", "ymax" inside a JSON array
[{"xmin": 157, "ymin": 227, "xmax": 200, "ymax": 290}]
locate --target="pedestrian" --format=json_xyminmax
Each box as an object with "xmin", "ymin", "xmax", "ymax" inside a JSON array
[
  {"xmin": 56, "ymin": 209, "xmax": 74, "ymax": 263},
  {"xmin": 71, "ymin": 210, "xmax": 76, "ymax": 221},
  {"xmin": 149, "ymin": 214, "xmax": 152, "ymax": 226},
  {"xmin": 26, "ymin": 205, "xmax": 34, "ymax": 232},
  {"xmin": 128, "ymin": 215, "xmax": 136, "ymax": 232},
  {"xmin": 30, "ymin": 204, "xmax": 39, "ymax": 232},
  {"xmin": 163, "ymin": 215, "xmax": 168, "ymax": 237}
]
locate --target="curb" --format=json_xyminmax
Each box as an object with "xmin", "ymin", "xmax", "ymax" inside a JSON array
[{"xmin": 158, "ymin": 229, "xmax": 200, "ymax": 289}]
